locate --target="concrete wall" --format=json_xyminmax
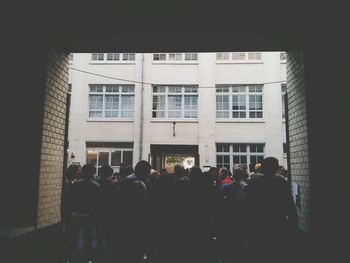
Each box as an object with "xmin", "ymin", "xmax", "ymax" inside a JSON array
[{"xmin": 68, "ymin": 52, "xmax": 287, "ymax": 170}]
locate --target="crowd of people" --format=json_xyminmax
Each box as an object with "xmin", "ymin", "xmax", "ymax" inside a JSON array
[{"xmin": 62, "ymin": 157, "xmax": 297, "ymax": 263}]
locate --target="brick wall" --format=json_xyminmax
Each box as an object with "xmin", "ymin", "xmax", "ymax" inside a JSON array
[
  {"xmin": 286, "ymin": 52, "xmax": 310, "ymax": 231},
  {"xmin": 36, "ymin": 53, "xmax": 69, "ymax": 229}
]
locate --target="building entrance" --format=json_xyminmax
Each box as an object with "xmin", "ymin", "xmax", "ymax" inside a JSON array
[{"xmin": 150, "ymin": 144, "xmax": 199, "ymax": 172}]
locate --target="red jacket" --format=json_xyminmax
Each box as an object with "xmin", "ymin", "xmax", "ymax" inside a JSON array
[{"xmin": 219, "ymin": 177, "xmax": 233, "ymax": 185}]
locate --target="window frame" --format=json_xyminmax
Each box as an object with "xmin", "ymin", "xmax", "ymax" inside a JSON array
[
  {"xmin": 86, "ymin": 147, "xmax": 133, "ymax": 175},
  {"xmin": 216, "ymin": 143, "xmax": 265, "ymax": 172},
  {"xmin": 281, "ymin": 83, "xmax": 287, "ymax": 120},
  {"xmin": 216, "ymin": 52, "xmax": 263, "ymax": 63},
  {"xmin": 152, "ymin": 85, "xmax": 199, "ymax": 120},
  {"xmin": 216, "ymin": 85, "xmax": 264, "ymax": 120},
  {"xmin": 152, "ymin": 53, "xmax": 198, "ymax": 63},
  {"xmin": 90, "ymin": 53, "xmax": 136, "ymax": 63},
  {"xmin": 88, "ymin": 84, "xmax": 135, "ymax": 120}
]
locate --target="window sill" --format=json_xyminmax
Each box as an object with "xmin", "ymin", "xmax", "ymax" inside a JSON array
[
  {"xmin": 89, "ymin": 61, "xmax": 136, "ymax": 65},
  {"xmin": 216, "ymin": 119, "xmax": 265, "ymax": 123},
  {"xmin": 216, "ymin": 61, "xmax": 264, "ymax": 64},
  {"xmin": 152, "ymin": 61, "xmax": 199, "ymax": 65},
  {"xmin": 87, "ymin": 118, "xmax": 134, "ymax": 122},
  {"xmin": 151, "ymin": 119, "xmax": 199, "ymax": 123}
]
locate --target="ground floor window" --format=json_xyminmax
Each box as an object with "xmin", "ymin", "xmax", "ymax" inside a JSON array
[
  {"xmin": 216, "ymin": 143, "xmax": 265, "ymax": 172},
  {"xmin": 86, "ymin": 148, "xmax": 133, "ymax": 176}
]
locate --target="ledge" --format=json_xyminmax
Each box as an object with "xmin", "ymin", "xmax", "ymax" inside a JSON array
[
  {"xmin": 87, "ymin": 119, "xmax": 134, "ymax": 122},
  {"xmin": 89, "ymin": 62, "xmax": 136, "ymax": 65},
  {"xmin": 152, "ymin": 61, "xmax": 199, "ymax": 65},
  {"xmin": 151, "ymin": 119, "xmax": 199, "ymax": 123},
  {"xmin": 216, "ymin": 61, "xmax": 264, "ymax": 65},
  {"xmin": 216, "ymin": 119, "xmax": 265, "ymax": 123},
  {"xmin": 0, "ymin": 226, "xmax": 35, "ymax": 240}
]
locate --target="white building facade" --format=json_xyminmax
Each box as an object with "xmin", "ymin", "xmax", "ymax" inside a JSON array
[{"xmin": 68, "ymin": 52, "xmax": 287, "ymax": 174}]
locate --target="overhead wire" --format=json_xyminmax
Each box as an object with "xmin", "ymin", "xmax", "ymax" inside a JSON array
[{"xmin": 69, "ymin": 67, "xmax": 287, "ymax": 87}]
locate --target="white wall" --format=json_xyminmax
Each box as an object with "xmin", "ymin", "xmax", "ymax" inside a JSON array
[{"xmin": 68, "ymin": 52, "xmax": 287, "ymax": 169}]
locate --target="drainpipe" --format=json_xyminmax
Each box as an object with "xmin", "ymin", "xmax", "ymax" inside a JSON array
[{"xmin": 139, "ymin": 53, "xmax": 145, "ymax": 161}]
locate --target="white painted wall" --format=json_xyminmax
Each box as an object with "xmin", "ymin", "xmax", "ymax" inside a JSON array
[{"xmin": 68, "ymin": 52, "xmax": 287, "ymax": 170}]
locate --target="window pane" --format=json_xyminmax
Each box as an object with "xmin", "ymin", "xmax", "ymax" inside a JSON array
[
  {"xmin": 99, "ymin": 152, "xmax": 109, "ymax": 166},
  {"xmin": 89, "ymin": 95, "xmax": 103, "ymax": 110},
  {"xmin": 111, "ymin": 151, "xmax": 121, "ymax": 166},
  {"xmin": 89, "ymin": 111, "xmax": 103, "ymax": 117},
  {"xmin": 153, "ymin": 86, "xmax": 166, "ymax": 93},
  {"xmin": 121, "ymin": 95, "xmax": 134, "ymax": 118},
  {"xmin": 123, "ymin": 151, "xmax": 133, "ymax": 166},
  {"xmin": 105, "ymin": 95, "xmax": 118, "ymax": 109},
  {"xmin": 168, "ymin": 86, "xmax": 182, "ymax": 93},
  {"xmin": 168, "ymin": 96, "xmax": 182, "ymax": 110},
  {"xmin": 87, "ymin": 151, "xmax": 97, "ymax": 165}
]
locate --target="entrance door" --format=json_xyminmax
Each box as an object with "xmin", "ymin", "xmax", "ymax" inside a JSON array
[{"xmin": 150, "ymin": 144, "xmax": 199, "ymax": 172}]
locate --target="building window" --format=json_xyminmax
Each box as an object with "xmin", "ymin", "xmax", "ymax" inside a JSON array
[
  {"xmin": 86, "ymin": 148, "xmax": 133, "ymax": 175},
  {"xmin": 153, "ymin": 53, "xmax": 166, "ymax": 61},
  {"xmin": 152, "ymin": 85, "xmax": 198, "ymax": 119},
  {"xmin": 107, "ymin": 53, "xmax": 120, "ymax": 60},
  {"xmin": 216, "ymin": 143, "xmax": 265, "ymax": 172},
  {"xmin": 281, "ymin": 83, "xmax": 286, "ymax": 119},
  {"xmin": 153, "ymin": 53, "xmax": 198, "ymax": 61},
  {"xmin": 216, "ymin": 85, "xmax": 263, "ymax": 119},
  {"xmin": 91, "ymin": 53, "xmax": 135, "ymax": 61},
  {"xmin": 216, "ymin": 52, "xmax": 230, "ymax": 60},
  {"xmin": 91, "ymin": 53, "xmax": 105, "ymax": 61},
  {"xmin": 169, "ymin": 53, "xmax": 182, "ymax": 60},
  {"xmin": 280, "ymin": 52, "xmax": 287, "ymax": 61},
  {"xmin": 88, "ymin": 84, "xmax": 134, "ymax": 118},
  {"xmin": 68, "ymin": 53, "xmax": 73, "ymax": 61},
  {"xmin": 185, "ymin": 53, "xmax": 198, "ymax": 60},
  {"xmin": 232, "ymin": 52, "xmax": 262, "ymax": 61},
  {"xmin": 122, "ymin": 53, "xmax": 135, "ymax": 61}
]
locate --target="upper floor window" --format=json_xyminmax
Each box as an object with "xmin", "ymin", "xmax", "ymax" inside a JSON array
[
  {"xmin": 280, "ymin": 52, "xmax": 287, "ymax": 61},
  {"xmin": 216, "ymin": 52, "xmax": 230, "ymax": 60},
  {"xmin": 169, "ymin": 53, "xmax": 182, "ymax": 60},
  {"xmin": 152, "ymin": 85, "xmax": 198, "ymax": 119},
  {"xmin": 153, "ymin": 53, "xmax": 166, "ymax": 61},
  {"xmin": 216, "ymin": 52, "xmax": 262, "ymax": 61},
  {"xmin": 68, "ymin": 53, "xmax": 74, "ymax": 61},
  {"xmin": 216, "ymin": 85, "xmax": 263, "ymax": 119},
  {"xmin": 185, "ymin": 53, "xmax": 198, "ymax": 60},
  {"xmin": 88, "ymin": 84, "xmax": 135, "ymax": 118},
  {"xmin": 281, "ymin": 83, "xmax": 287, "ymax": 119},
  {"xmin": 153, "ymin": 53, "xmax": 198, "ymax": 61},
  {"xmin": 91, "ymin": 53, "xmax": 135, "ymax": 61}
]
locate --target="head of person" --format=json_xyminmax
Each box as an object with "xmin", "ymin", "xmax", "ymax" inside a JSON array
[
  {"xmin": 100, "ymin": 164, "xmax": 114, "ymax": 179},
  {"xmin": 65, "ymin": 164, "xmax": 81, "ymax": 183},
  {"xmin": 219, "ymin": 167, "xmax": 230, "ymax": 180},
  {"xmin": 150, "ymin": 169, "xmax": 160, "ymax": 180},
  {"xmin": 209, "ymin": 167, "xmax": 219, "ymax": 177},
  {"xmin": 81, "ymin": 164, "xmax": 96, "ymax": 179},
  {"xmin": 134, "ymin": 160, "xmax": 151, "ymax": 180},
  {"xmin": 232, "ymin": 165, "xmax": 248, "ymax": 182},
  {"xmin": 189, "ymin": 166, "xmax": 203, "ymax": 185},
  {"xmin": 120, "ymin": 165, "xmax": 134, "ymax": 179},
  {"xmin": 261, "ymin": 157, "xmax": 279, "ymax": 176},
  {"xmin": 173, "ymin": 164, "xmax": 185, "ymax": 177},
  {"xmin": 254, "ymin": 163, "xmax": 262, "ymax": 173}
]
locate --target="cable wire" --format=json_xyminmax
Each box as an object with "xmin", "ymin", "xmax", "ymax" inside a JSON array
[{"xmin": 70, "ymin": 67, "xmax": 286, "ymax": 87}]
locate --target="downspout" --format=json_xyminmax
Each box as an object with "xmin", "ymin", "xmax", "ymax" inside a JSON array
[{"xmin": 139, "ymin": 53, "xmax": 145, "ymax": 161}]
